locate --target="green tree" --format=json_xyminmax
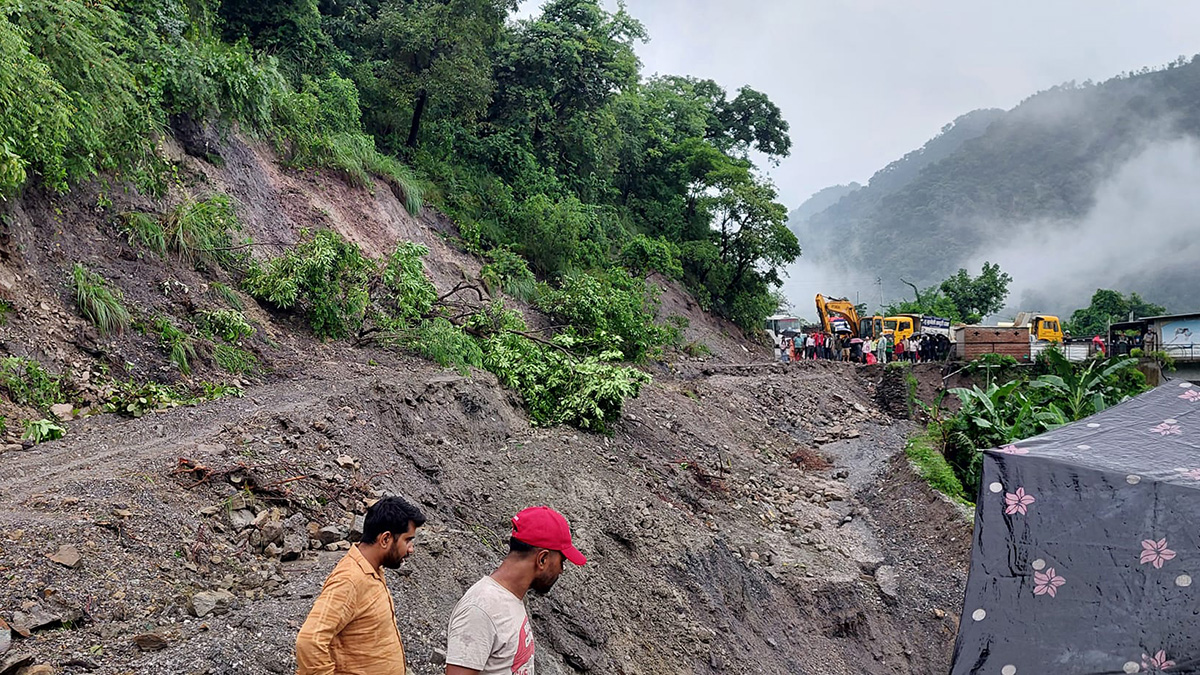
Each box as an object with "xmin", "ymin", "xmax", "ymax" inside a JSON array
[
  {"xmin": 939, "ymin": 262, "xmax": 1012, "ymax": 322},
  {"xmin": 1066, "ymin": 289, "xmax": 1166, "ymax": 337},
  {"xmin": 337, "ymin": 0, "xmax": 514, "ymax": 150}
]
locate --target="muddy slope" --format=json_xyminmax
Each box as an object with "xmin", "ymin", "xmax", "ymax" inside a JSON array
[{"xmin": 0, "ymin": 132, "xmax": 970, "ymax": 674}]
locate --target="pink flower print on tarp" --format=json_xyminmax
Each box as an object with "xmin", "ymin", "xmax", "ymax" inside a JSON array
[
  {"xmin": 1180, "ymin": 389, "xmax": 1200, "ymax": 402},
  {"xmin": 997, "ymin": 444, "xmax": 1029, "ymax": 455},
  {"xmin": 1004, "ymin": 487, "xmax": 1035, "ymax": 515},
  {"xmin": 1033, "ymin": 568, "xmax": 1065, "ymax": 597},
  {"xmin": 1140, "ymin": 539, "xmax": 1177, "ymax": 569},
  {"xmin": 1142, "ymin": 650, "xmax": 1176, "ymax": 672},
  {"xmin": 1179, "ymin": 468, "xmax": 1200, "ymax": 481},
  {"xmin": 1151, "ymin": 422, "xmax": 1182, "ymax": 435}
]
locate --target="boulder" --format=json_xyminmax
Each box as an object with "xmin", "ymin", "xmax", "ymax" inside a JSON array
[
  {"xmin": 132, "ymin": 633, "xmax": 168, "ymax": 651},
  {"xmin": 189, "ymin": 590, "xmax": 235, "ymax": 617},
  {"xmin": 48, "ymin": 545, "xmax": 81, "ymax": 569}
]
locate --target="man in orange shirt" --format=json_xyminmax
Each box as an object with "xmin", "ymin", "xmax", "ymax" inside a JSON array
[{"xmin": 296, "ymin": 495, "xmax": 426, "ymax": 675}]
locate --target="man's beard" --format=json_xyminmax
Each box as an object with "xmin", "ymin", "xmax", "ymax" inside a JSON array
[
  {"xmin": 531, "ymin": 574, "xmax": 558, "ymax": 596},
  {"xmin": 382, "ymin": 546, "xmax": 407, "ymax": 569}
]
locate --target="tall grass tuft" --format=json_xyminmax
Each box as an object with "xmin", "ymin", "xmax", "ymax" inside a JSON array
[
  {"xmin": 119, "ymin": 212, "xmax": 167, "ymax": 255},
  {"xmin": 164, "ymin": 195, "xmax": 237, "ymax": 264},
  {"xmin": 72, "ymin": 263, "xmax": 130, "ymax": 336}
]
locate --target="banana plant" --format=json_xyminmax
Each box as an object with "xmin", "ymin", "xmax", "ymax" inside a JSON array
[{"xmin": 1030, "ymin": 349, "xmax": 1140, "ymax": 420}]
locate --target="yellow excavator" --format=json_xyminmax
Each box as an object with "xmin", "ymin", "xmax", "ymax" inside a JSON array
[{"xmin": 815, "ymin": 295, "xmax": 861, "ymax": 336}]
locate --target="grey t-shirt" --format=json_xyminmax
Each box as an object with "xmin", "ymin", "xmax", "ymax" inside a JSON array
[{"xmin": 445, "ymin": 576, "xmax": 534, "ymax": 675}]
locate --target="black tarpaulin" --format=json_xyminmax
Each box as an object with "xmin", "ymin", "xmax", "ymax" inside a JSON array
[{"xmin": 950, "ymin": 381, "xmax": 1200, "ymax": 675}]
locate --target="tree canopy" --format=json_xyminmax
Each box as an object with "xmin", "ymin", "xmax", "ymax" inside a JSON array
[
  {"xmin": 1066, "ymin": 289, "xmax": 1167, "ymax": 337},
  {"xmin": 884, "ymin": 262, "xmax": 1012, "ymax": 324}
]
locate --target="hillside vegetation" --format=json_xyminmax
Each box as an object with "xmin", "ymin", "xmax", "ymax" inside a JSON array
[
  {"xmin": 0, "ymin": 0, "xmax": 807, "ymax": 434},
  {"xmin": 789, "ymin": 58, "xmax": 1200, "ymax": 311},
  {"xmin": 1, "ymin": 0, "xmax": 798, "ymax": 332}
]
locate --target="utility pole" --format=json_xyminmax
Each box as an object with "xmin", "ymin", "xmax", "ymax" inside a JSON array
[{"xmin": 876, "ymin": 277, "xmax": 883, "ymax": 311}]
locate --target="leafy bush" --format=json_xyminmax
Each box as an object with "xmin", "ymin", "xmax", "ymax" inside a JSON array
[
  {"xmin": 379, "ymin": 242, "xmax": 437, "ymax": 324},
  {"xmin": 214, "ymin": 343, "xmax": 259, "ymax": 375},
  {"xmin": 244, "ymin": 229, "xmax": 375, "ymax": 339},
  {"xmin": 197, "ymin": 309, "xmax": 255, "ymax": 342},
  {"xmin": 620, "ymin": 234, "xmax": 683, "ymax": 280},
  {"xmin": 104, "ymin": 380, "xmax": 190, "ymax": 418},
  {"xmin": 1148, "ymin": 350, "xmax": 1176, "ymax": 371},
  {"xmin": 22, "ymin": 418, "xmax": 65, "ymax": 443},
  {"xmin": 72, "ymin": 264, "xmax": 131, "ymax": 336},
  {"xmin": 0, "ymin": 357, "xmax": 69, "ymax": 412},
  {"xmin": 481, "ymin": 331, "xmax": 649, "ymax": 432},
  {"xmin": 398, "ymin": 318, "xmax": 484, "ymax": 376},
  {"xmin": 245, "ymin": 231, "xmax": 436, "ymax": 339},
  {"xmin": 938, "ymin": 351, "xmax": 1146, "ymax": 493},
  {"xmin": 1, "ymin": 0, "xmax": 159, "ymax": 194},
  {"xmin": 481, "ymin": 247, "xmax": 538, "ymax": 302},
  {"xmin": 536, "ymin": 268, "xmax": 673, "ymax": 362}
]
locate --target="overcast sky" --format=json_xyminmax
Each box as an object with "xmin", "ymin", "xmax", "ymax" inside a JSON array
[{"xmin": 518, "ymin": 1, "xmax": 1200, "ymax": 209}]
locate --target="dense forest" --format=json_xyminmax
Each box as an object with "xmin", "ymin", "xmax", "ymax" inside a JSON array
[
  {"xmin": 789, "ymin": 58, "xmax": 1200, "ymax": 314},
  {"xmin": 0, "ymin": 0, "xmax": 798, "ymax": 332}
]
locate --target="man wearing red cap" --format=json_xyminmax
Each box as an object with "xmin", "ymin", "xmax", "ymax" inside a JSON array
[{"xmin": 444, "ymin": 506, "xmax": 586, "ymax": 675}]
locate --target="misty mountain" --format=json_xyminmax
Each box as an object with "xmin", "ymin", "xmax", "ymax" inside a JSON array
[{"xmin": 787, "ymin": 56, "xmax": 1200, "ymax": 316}]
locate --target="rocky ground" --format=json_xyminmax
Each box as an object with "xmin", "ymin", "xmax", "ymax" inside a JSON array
[
  {"xmin": 0, "ymin": 355, "xmax": 972, "ymax": 675},
  {"xmin": 0, "ymin": 129, "xmax": 973, "ymax": 675}
]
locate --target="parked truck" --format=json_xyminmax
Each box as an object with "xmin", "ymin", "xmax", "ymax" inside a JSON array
[
  {"xmin": 881, "ymin": 314, "xmax": 952, "ymax": 342},
  {"xmin": 764, "ymin": 314, "xmax": 803, "ymax": 353},
  {"xmin": 1002, "ymin": 312, "xmax": 1065, "ymax": 343}
]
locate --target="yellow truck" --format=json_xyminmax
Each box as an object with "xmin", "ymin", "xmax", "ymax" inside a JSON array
[
  {"xmin": 881, "ymin": 314, "xmax": 953, "ymax": 342},
  {"xmin": 1004, "ymin": 312, "xmax": 1065, "ymax": 343}
]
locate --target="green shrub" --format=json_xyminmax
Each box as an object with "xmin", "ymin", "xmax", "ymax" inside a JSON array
[
  {"xmin": 398, "ymin": 318, "xmax": 484, "ymax": 376},
  {"xmin": 246, "ymin": 231, "xmax": 435, "ymax": 340},
  {"xmin": 213, "ymin": 343, "xmax": 259, "ymax": 375},
  {"xmin": 481, "ymin": 247, "xmax": 539, "ymax": 302},
  {"xmin": 1, "ymin": 0, "xmax": 159, "ymax": 194},
  {"xmin": 72, "ymin": 264, "xmax": 131, "ymax": 336},
  {"xmin": 1148, "ymin": 350, "xmax": 1176, "ymax": 371},
  {"xmin": 536, "ymin": 268, "xmax": 673, "ymax": 363},
  {"xmin": 379, "ymin": 242, "xmax": 437, "ymax": 324},
  {"xmin": 1130, "ymin": 347, "xmax": 1145, "ymax": 358},
  {"xmin": 0, "ymin": 357, "xmax": 69, "ymax": 412},
  {"xmin": 22, "ymin": 418, "xmax": 65, "ymax": 443},
  {"xmin": 104, "ymin": 380, "xmax": 189, "ymax": 418},
  {"xmin": 197, "ymin": 309, "xmax": 255, "ymax": 342},
  {"xmin": 244, "ymin": 229, "xmax": 375, "ymax": 339},
  {"xmin": 481, "ymin": 331, "xmax": 650, "ymax": 432},
  {"xmin": 620, "ymin": 234, "xmax": 684, "ymax": 280},
  {"xmin": 163, "ymin": 195, "xmax": 240, "ymax": 266},
  {"xmin": 0, "ymin": 300, "xmax": 12, "ymax": 325}
]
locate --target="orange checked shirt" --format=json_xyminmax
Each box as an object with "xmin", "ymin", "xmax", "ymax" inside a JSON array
[{"xmin": 296, "ymin": 545, "xmax": 407, "ymax": 675}]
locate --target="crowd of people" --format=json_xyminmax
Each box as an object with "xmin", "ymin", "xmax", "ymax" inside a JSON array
[{"xmin": 779, "ymin": 331, "xmax": 953, "ymax": 365}]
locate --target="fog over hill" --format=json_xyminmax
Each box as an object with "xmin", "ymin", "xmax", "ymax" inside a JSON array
[{"xmin": 784, "ymin": 58, "xmax": 1200, "ymax": 318}]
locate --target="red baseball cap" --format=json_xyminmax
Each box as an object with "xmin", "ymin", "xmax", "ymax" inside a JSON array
[{"xmin": 511, "ymin": 506, "xmax": 587, "ymax": 566}]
